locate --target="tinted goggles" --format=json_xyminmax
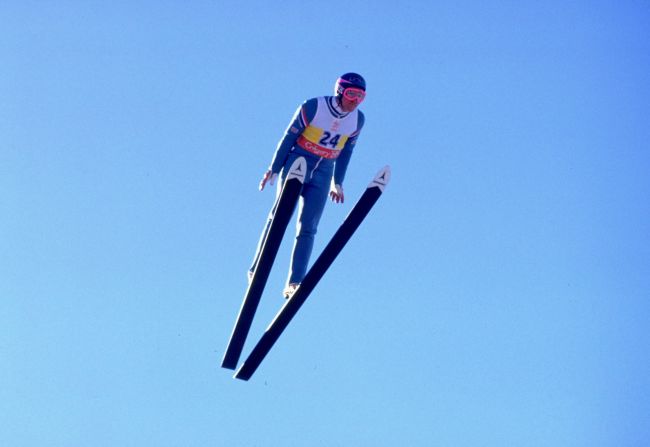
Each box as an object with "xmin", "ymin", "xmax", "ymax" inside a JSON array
[{"xmin": 342, "ymin": 88, "xmax": 366, "ymax": 103}]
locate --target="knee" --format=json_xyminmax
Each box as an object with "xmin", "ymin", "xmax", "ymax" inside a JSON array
[{"xmin": 297, "ymin": 222, "xmax": 318, "ymax": 238}]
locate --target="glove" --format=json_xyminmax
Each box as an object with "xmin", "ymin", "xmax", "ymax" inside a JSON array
[
  {"xmin": 329, "ymin": 182, "xmax": 344, "ymax": 204},
  {"xmin": 259, "ymin": 169, "xmax": 278, "ymax": 191}
]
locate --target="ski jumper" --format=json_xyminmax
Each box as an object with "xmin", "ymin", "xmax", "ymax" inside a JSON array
[{"xmin": 250, "ymin": 96, "xmax": 365, "ymax": 285}]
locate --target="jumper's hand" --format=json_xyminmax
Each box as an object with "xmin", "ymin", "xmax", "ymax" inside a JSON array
[
  {"xmin": 259, "ymin": 170, "xmax": 278, "ymax": 191},
  {"xmin": 329, "ymin": 183, "xmax": 344, "ymax": 204}
]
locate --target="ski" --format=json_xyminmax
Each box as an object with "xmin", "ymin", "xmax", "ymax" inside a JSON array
[
  {"xmin": 234, "ymin": 166, "xmax": 391, "ymax": 380},
  {"xmin": 221, "ymin": 157, "xmax": 306, "ymax": 370}
]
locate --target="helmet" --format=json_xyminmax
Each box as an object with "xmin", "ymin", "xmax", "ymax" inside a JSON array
[{"xmin": 334, "ymin": 72, "xmax": 366, "ymax": 97}]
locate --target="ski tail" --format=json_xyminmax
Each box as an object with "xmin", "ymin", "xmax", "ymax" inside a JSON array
[
  {"xmin": 234, "ymin": 166, "xmax": 391, "ymax": 380},
  {"xmin": 221, "ymin": 157, "xmax": 306, "ymax": 370}
]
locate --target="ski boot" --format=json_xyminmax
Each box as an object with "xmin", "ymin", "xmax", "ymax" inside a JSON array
[{"xmin": 283, "ymin": 283, "xmax": 300, "ymax": 299}]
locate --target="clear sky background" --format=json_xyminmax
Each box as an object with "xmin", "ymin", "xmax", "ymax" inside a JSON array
[{"xmin": 2, "ymin": 1, "xmax": 649, "ymax": 446}]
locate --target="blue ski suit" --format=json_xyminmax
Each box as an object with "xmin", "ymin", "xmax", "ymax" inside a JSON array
[{"xmin": 250, "ymin": 96, "xmax": 365, "ymax": 286}]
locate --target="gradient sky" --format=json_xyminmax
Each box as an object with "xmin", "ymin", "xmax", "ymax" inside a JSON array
[{"xmin": 2, "ymin": 1, "xmax": 649, "ymax": 446}]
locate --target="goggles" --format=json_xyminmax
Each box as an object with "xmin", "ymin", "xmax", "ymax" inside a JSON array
[{"xmin": 342, "ymin": 87, "xmax": 366, "ymax": 103}]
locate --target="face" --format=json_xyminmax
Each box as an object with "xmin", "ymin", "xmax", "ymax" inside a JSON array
[
  {"xmin": 340, "ymin": 96, "xmax": 360, "ymax": 112},
  {"xmin": 339, "ymin": 88, "xmax": 366, "ymax": 112}
]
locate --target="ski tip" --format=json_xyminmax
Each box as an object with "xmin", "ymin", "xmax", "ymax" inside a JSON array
[
  {"xmin": 368, "ymin": 165, "xmax": 391, "ymax": 192},
  {"xmin": 286, "ymin": 157, "xmax": 307, "ymax": 183},
  {"xmin": 221, "ymin": 362, "xmax": 237, "ymax": 371},
  {"xmin": 233, "ymin": 367, "xmax": 251, "ymax": 381}
]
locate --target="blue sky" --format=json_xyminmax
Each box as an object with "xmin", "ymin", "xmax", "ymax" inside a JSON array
[{"xmin": 2, "ymin": 1, "xmax": 649, "ymax": 446}]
